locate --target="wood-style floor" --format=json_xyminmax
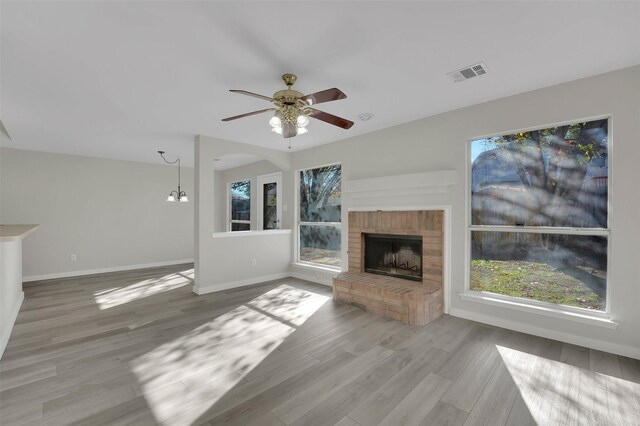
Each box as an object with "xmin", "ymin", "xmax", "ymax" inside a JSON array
[{"xmin": 1, "ymin": 264, "xmax": 639, "ymax": 425}]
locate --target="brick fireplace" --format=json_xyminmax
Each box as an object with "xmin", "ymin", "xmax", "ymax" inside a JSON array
[{"xmin": 333, "ymin": 210, "xmax": 444, "ymax": 325}]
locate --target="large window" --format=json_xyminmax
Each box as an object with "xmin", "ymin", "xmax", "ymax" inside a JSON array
[
  {"xmin": 298, "ymin": 164, "xmax": 341, "ymax": 268},
  {"xmin": 469, "ymin": 118, "xmax": 609, "ymax": 311},
  {"xmin": 229, "ymin": 180, "xmax": 250, "ymax": 231}
]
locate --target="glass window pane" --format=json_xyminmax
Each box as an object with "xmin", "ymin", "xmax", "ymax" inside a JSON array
[
  {"xmin": 470, "ymin": 231, "xmax": 607, "ymax": 311},
  {"xmin": 300, "ymin": 164, "xmax": 341, "ymax": 222},
  {"xmin": 263, "ymin": 182, "xmax": 278, "ymax": 230},
  {"xmin": 471, "ymin": 119, "xmax": 608, "ymax": 228},
  {"xmin": 231, "ymin": 181, "xmax": 250, "ymax": 221},
  {"xmin": 299, "ymin": 225, "xmax": 341, "ymax": 268},
  {"xmin": 231, "ymin": 222, "xmax": 250, "ymax": 232}
]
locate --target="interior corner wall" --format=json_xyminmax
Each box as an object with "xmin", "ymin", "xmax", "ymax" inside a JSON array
[
  {"xmin": 288, "ymin": 65, "xmax": 640, "ymax": 358},
  {"xmin": 0, "ymin": 148, "xmax": 194, "ymax": 280},
  {"xmin": 194, "ymin": 136, "xmax": 292, "ymax": 292}
]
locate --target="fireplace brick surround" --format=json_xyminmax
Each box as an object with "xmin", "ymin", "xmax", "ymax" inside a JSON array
[{"xmin": 333, "ymin": 210, "xmax": 444, "ymax": 325}]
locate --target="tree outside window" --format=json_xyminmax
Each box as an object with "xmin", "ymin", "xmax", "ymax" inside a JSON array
[
  {"xmin": 230, "ymin": 180, "xmax": 250, "ymax": 231},
  {"xmin": 470, "ymin": 118, "xmax": 609, "ymax": 311},
  {"xmin": 299, "ymin": 164, "xmax": 341, "ymax": 268}
]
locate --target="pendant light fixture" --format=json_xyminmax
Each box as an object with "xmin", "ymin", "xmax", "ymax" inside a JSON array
[{"xmin": 158, "ymin": 150, "xmax": 188, "ymax": 202}]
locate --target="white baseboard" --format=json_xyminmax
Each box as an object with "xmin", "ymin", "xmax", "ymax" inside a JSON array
[
  {"xmin": 22, "ymin": 259, "xmax": 195, "ymax": 283},
  {"xmin": 450, "ymin": 307, "xmax": 640, "ymax": 360},
  {"xmin": 289, "ymin": 262, "xmax": 339, "ymax": 287},
  {"xmin": 0, "ymin": 291, "xmax": 24, "ymax": 360},
  {"xmin": 193, "ymin": 272, "xmax": 290, "ymax": 295},
  {"xmin": 290, "ymin": 271, "xmax": 334, "ymax": 287}
]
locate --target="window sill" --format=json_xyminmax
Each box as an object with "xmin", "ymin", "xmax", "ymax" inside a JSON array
[
  {"xmin": 458, "ymin": 291, "xmax": 618, "ymax": 329},
  {"xmin": 211, "ymin": 229, "xmax": 291, "ymax": 238}
]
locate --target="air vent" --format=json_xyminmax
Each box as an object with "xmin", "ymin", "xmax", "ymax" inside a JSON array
[{"xmin": 447, "ymin": 62, "xmax": 489, "ymax": 83}]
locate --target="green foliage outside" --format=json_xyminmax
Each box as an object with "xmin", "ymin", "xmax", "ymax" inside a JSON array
[{"xmin": 470, "ymin": 259, "xmax": 604, "ymax": 311}]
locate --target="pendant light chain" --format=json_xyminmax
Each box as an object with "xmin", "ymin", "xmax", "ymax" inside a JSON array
[{"xmin": 158, "ymin": 151, "xmax": 188, "ymax": 202}]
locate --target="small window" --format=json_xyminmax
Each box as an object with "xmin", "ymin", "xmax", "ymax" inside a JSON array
[
  {"xmin": 229, "ymin": 180, "xmax": 250, "ymax": 231},
  {"xmin": 298, "ymin": 164, "xmax": 341, "ymax": 268},
  {"xmin": 469, "ymin": 118, "xmax": 609, "ymax": 311},
  {"xmin": 257, "ymin": 173, "xmax": 282, "ymax": 230}
]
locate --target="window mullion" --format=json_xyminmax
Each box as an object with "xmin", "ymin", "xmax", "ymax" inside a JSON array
[{"xmin": 470, "ymin": 225, "xmax": 609, "ymax": 236}]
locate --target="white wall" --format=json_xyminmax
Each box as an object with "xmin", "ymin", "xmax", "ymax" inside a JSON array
[
  {"xmin": 194, "ymin": 65, "xmax": 640, "ymax": 357},
  {"xmin": 193, "ymin": 230, "xmax": 292, "ymax": 294},
  {"xmin": 0, "ymin": 148, "xmax": 194, "ymax": 279},
  {"xmin": 287, "ymin": 65, "xmax": 640, "ymax": 358},
  {"xmin": 213, "ymin": 170, "xmax": 225, "ymax": 233}
]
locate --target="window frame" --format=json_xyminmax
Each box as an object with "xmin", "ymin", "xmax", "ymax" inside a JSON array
[
  {"xmin": 228, "ymin": 179, "xmax": 251, "ymax": 232},
  {"xmin": 257, "ymin": 172, "xmax": 282, "ymax": 230},
  {"xmin": 465, "ymin": 115, "xmax": 613, "ymax": 318},
  {"xmin": 295, "ymin": 162, "xmax": 342, "ymax": 271}
]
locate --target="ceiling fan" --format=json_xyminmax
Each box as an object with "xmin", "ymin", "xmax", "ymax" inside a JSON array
[{"xmin": 222, "ymin": 73, "xmax": 354, "ymax": 139}]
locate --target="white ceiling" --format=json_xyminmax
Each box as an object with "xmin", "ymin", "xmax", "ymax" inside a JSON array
[{"xmin": 2, "ymin": 1, "xmax": 639, "ymax": 169}]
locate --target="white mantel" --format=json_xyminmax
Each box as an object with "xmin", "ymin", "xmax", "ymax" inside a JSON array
[
  {"xmin": 344, "ymin": 170, "xmax": 457, "ymax": 198},
  {"xmin": 343, "ymin": 170, "xmax": 457, "ymax": 212}
]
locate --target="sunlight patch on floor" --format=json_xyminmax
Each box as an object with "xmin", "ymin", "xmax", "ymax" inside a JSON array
[
  {"xmin": 247, "ymin": 284, "xmax": 331, "ymax": 326},
  {"xmin": 131, "ymin": 284, "xmax": 329, "ymax": 425},
  {"xmin": 497, "ymin": 345, "xmax": 640, "ymax": 424},
  {"xmin": 93, "ymin": 269, "xmax": 194, "ymax": 309}
]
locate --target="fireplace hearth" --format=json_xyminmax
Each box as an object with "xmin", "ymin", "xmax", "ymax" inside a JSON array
[
  {"xmin": 335, "ymin": 210, "xmax": 444, "ymax": 325},
  {"xmin": 364, "ymin": 233, "xmax": 422, "ymax": 281}
]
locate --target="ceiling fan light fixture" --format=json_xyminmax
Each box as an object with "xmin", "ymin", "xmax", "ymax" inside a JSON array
[
  {"xmin": 269, "ymin": 115, "xmax": 281, "ymax": 128},
  {"xmin": 223, "ymin": 73, "xmax": 354, "ymax": 140},
  {"xmin": 297, "ymin": 114, "xmax": 309, "ymax": 127}
]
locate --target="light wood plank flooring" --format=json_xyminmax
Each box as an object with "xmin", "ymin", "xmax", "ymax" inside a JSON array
[{"xmin": 1, "ymin": 264, "xmax": 639, "ymax": 425}]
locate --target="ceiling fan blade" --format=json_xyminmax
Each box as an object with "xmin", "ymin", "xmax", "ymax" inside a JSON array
[
  {"xmin": 300, "ymin": 88, "xmax": 346, "ymax": 106},
  {"xmin": 229, "ymin": 90, "xmax": 273, "ymax": 102},
  {"xmin": 282, "ymin": 122, "xmax": 296, "ymax": 138},
  {"xmin": 308, "ymin": 108, "xmax": 354, "ymax": 129},
  {"xmin": 221, "ymin": 108, "xmax": 274, "ymax": 122}
]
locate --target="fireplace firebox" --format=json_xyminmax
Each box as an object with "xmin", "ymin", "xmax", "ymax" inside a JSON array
[{"xmin": 364, "ymin": 233, "xmax": 423, "ymax": 281}]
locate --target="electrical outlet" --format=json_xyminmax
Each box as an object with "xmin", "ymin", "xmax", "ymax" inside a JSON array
[
  {"xmin": 251, "ymin": 258, "xmax": 257, "ymax": 267},
  {"xmin": 71, "ymin": 254, "xmax": 77, "ymax": 261}
]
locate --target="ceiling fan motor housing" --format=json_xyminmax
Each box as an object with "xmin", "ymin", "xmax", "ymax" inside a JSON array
[
  {"xmin": 273, "ymin": 83, "xmax": 309, "ymax": 124},
  {"xmin": 273, "ymin": 89, "xmax": 304, "ymax": 105}
]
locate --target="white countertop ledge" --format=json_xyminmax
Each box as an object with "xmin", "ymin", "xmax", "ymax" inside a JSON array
[
  {"xmin": 0, "ymin": 224, "xmax": 39, "ymax": 242},
  {"xmin": 211, "ymin": 229, "xmax": 292, "ymax": 239}
]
